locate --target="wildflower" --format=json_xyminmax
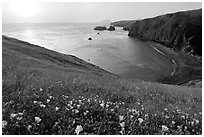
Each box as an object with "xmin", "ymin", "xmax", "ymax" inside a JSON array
[
  {"xmin": 144, "ymin": 114, "xmax": 148, "ymax": 117},
  {"xmin": 193, "ymin": 119, "xmax": 199, "ymax": 124},
  {"xmin": 40, "ymin": 104, "xmax": 46, "ymax": 108},
  {"xmin": 164, "ymin": 108, "xmax": 168, "ymax": 111},
  {"xmin": 47, "ymin": 99, "xmax": 50, "ymax": 103},
  {"xmin": 69, "ymin": 101, "xmax": 73, "ymax": 104},
  {"xmin": 119, "ymin": 115, "xmax": 124, "ymax": 121},
  {"xmin": 162, "ymin": 125, "xmax": 169, "ymax": 132},
  {"xmin": 119, "ymin": 122, "xmax": 125, "ymax": 130},
  {"xmin": 132, "ymin": 109, "xmax": 139, "ymax": 114},
  {"xmin": 33, "ymin": 101, "xmax": 38, "ymax": 104},
  {"xmin": 110, "ymin": 109, "xmax": 115, "ymax": 112},
  {"xmin": 130, "ymin": 115, "xmax": 134, "ymax": 119},
  {"xmin": 181, "ymin": 115, "xmax": 185, "ymax": 119},
  {"xmin": 27, "ymin": 125, "xmax": 32, "ymax": 130},
  {"xmin": 138, "ymin": 118, "xmax": 144, "ymax": 124},
  {"xmin": 73, "ymin": 109, "xmax": 79, "ymax": 113},
  {"xmin": 77, "ymin": 104, "xmax": 80, "ymax": 108},
  {"xmin": 115, "ymin": 105, "xmax": 119, "ymax": 108},
  {"xmin": 55, "ymin": 107, "xmax": 60, "ymax": 111},
  {"xmin": 165, "ymin": 115, "xmax": 169, "ymax": 119},
  {"xmin": 49, "ymin": 96, "xmax": 53, "ymax": 99},
  {"xmin": 75, "ymin": 125, "xmax": 83, "ymax": 135},
  {"xmin": 2, "ymin": 120, "xmax": 7, "ymax": 128},
  {"xmin": 10, "ymin": 113, "xmax": 17, "ymax": 119},
  {"xmin": 18, "ymin": 112, "xmax": 23, "ymax": 116},
  {"xmin": 16, "ymin": 117, "xmax": 22, "ymax": 121},
  {"xmin": 40, "ymin": 88, "xmax": 43, "ymax": 91},
  {"xmin": 100, "ymin": 102, "xmax": 105, "ymax": 108},
  {"xmin": 106, "ymin": 104, "xmax": 109, "ymax": 108},
  {"xmin": 119, "ymin": 130, "xmax": 123, "ymax": 135},
  {"xmin": 35, "ymin": 117, "xmax": 42, "ymax": 123},
  {"xmin": 172, "ymin": 121, "xmax": 175, "ymax": 124}
]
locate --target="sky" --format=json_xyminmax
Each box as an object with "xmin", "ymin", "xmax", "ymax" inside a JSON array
[{"xmin": 2, "ymin": 2, "xmax": 202, "ymax": 23}]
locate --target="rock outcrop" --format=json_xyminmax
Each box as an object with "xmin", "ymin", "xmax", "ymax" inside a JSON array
[
  {"xmin": 107, "ymin": 26, "xmax": 115, "ymax": 31},
  {"xmin": 94, "ymin": 26, "xmax": 107, "ymax": 31}
]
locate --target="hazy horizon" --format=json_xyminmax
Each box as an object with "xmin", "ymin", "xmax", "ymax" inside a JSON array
[{"xmin": 2, "ymin": 2, "xmax": 202, "ymax": 23}]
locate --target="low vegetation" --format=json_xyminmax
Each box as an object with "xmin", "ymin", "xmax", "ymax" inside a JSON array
[{"xmin": 2, "ymin": 35, "xmax": 202, "ymax": 135}]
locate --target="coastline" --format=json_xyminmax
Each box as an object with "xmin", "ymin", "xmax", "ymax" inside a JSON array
[
  {"xmin": 146, "ymin": 41, "xmax": 202, "ymax": 87},
  {"xmin": 148, "ymin": 43, "xmax": 177, "ymax": 78}
]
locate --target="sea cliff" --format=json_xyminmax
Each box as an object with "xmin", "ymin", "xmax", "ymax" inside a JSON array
[{"xmin": 112, "ymin": 9, "xmax": 202, "ymax": 56}]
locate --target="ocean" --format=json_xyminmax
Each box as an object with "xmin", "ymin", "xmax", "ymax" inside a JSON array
[{"xmin": 2, "ymin": 23, "xmax": 173, "ymax": 81}]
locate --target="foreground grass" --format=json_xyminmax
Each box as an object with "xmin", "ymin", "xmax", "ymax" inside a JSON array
[{"xmin": 2, "ymin": 35, "xmax": 202, "ymax": 135}]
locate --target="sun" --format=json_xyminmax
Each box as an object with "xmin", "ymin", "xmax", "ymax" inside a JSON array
[{"xmin": 10, "ymin": 2, "xmax": 38, "ymax": 18}]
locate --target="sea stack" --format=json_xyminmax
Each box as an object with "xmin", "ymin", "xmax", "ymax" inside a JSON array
[
  {"xmin": 107, "ymin": 26, "xmax": 115, "ymax": 31},
  {"xmin": 88, "ymin": 37, "xmax": 92, "ymax": 40},
  {"xmin": 94, "ymin": 26, "xmax": 107, "ymax": 31}
]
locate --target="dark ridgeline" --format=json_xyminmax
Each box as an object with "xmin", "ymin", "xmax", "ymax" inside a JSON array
[{"xmin": 111, "ymin": 9, "xmax": 202, "ymax": 56}]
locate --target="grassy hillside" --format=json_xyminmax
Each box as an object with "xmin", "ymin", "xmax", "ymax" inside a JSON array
[{"xmin": 2, "ymin": 35, "xmax": 202, "ymax": 135}]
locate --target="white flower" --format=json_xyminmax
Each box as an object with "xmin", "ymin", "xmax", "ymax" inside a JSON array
[
  {"xmin": 138, "ymin": 118, "xmax": 144, "ymax": 124},
  {"xmin": 131, "ymin": 108, "xmax": 139, "ymax": 114},
  {"xmin": 100, "ymin": 102, "xmax": 105, "ymax": 108},
  {"xmin": 55, "ymin": 107, "xmax": 60, "ymax": 111},
  {"xmin": 16, "ymin": 117, "xmax": 22, "ymax": 121},
  {"xmin": 10, "ymin": 113, "xmax": 17, "ymax": 119},
  {"xmin": 73, "ymin": 109, "xmax": 79, "ymax": 113},
  {"xmin": 165, "ymin": 115, "xmax": 169, "ymax": 119},
  {"xmin": 119, "ymin": 115, "xmax": 124, "ymax": 121},
  {"xmin": 181, "ymin": 115, "xmax": 185, "ymax": 119},
  {"xmin": 77, "ymin": 104, "xmax": 80, "ymax": 108},
  {"xmin": 33, "ymin": 101, "xmax": 38, "ymax": 104},
  {"xmin": 49, "ymin": 96, "xmax": 53, "ymax": 99},
  {"xmin": 40, "ymin": 88, "xmax": 43, "ymax": 91},
  {"xmin": 193, "ymin": 119, "xmax": 199, "ymax": 124},
  {"xmin": 172, "ymin": 121, "xmax": 175, "ymax": 124},
  {"xmin": 84, "ymin": 110, "xmax": 89, "ymax": 115},
  {"xmin": 47, "ymin": 99, "xmax": 50, "ymax": 103},
  {"xmin": 130, "ymin": 115, "xmax": 134, "ymax": 119},
  {"xmin": 119, "ymin": 122, "xmax": 125, "ymax": 129},
  {"xmin": 164, "ymin": 108, "xmax": 168, "ymax": 111},
  {"xmin": 75, "ymin": 125, "xmax": 83, "ymax": 135},
  {"xmin": 19, "ymin": 112, "xmax": 24, "ymax": 115},
  {"xmin": 35, "ymin": 117, "xmax": 42, "ymax": 123},
  {"xmin": 106, "ymin": 104, "xmax": 109, "ymax": 108},
  {"xmin": 115, "ymin": 105, "xmax": 119, "ymax": 108},
  {"xmin": 40, "ymin": 104, "xmax": 46, "ymax": 108},
  {"xmin": 2, "ymin": 120, "xmax": 7, "ymax": 128},
  {"xmin": 162, "ymin": 125, "xmax": 169, "ymax": 132},
  {"xmin": 27, "ymin": 125, "xmax": 32, "ymax": 130},
  {"xmin": 119, "ymin": 130, "xmax": 123, "ymax": 135}
]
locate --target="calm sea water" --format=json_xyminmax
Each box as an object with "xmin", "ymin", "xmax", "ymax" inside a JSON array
[{"xmin": 2, "ymin": 23, "xmax": 173, "ymax": 81}]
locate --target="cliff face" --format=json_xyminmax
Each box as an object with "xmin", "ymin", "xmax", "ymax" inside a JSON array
[{"xmin": 113, "ymin": 9, "xmax": 202, "ymax": 56}]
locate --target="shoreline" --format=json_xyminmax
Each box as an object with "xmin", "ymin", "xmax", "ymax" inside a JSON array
[
  {"xmin": 146, "ymin": 41, "xmax": 202, "ymax": 86},
  {"xmin": 148, "ymin": 43, "xmax": 176, "ymax": 78}
]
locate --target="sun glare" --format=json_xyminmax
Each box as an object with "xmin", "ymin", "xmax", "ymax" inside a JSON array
[{"xmin": 10, "ymin": 2, "xmax": 38, "ymax": 18}]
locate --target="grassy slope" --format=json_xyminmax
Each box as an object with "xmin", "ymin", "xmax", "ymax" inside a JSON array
[{"xmin": 2, "ymin": 35, "xmax": 202, "ymax": 135}]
